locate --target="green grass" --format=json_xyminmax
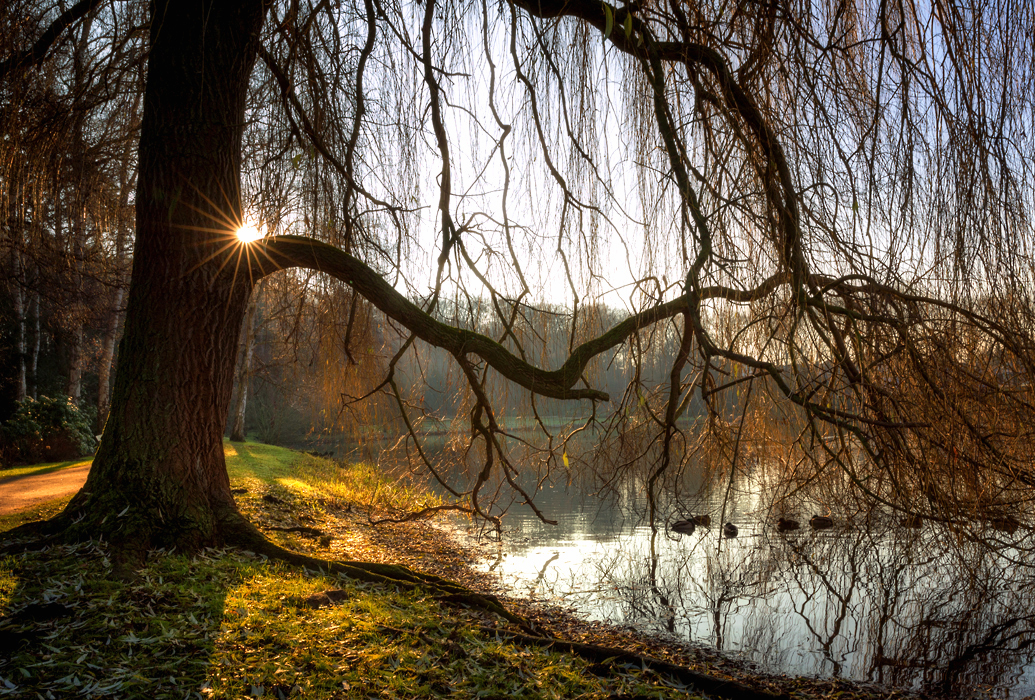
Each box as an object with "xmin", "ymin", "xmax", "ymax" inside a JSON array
[
  {"xmin": 224, "ymin": 440, "xmax": 440, "ymax": 515},
  {"xmin": 0, "ymin": 542, "xmax": 701, "ymax": 699},
  {"xmin": 293, "ymin": 459, "xmax": 444, "ymax": 514},
  {"xmin": 223, "ymin": 439, "xmax": 300, "ymax": 481},
  {"xmin": 0, "ymin": 440, "xmax": 292, "ymax": 485},
  {"xmin": 0, "ymin": 443, "xmax": 704, "ymax": 699},
  {"xmin": 0, "ymin": 458, "xmax": 89, "ymax": 534},
  {"xmin": 0, "ymin": 441, "xmax": 299, "ymax": 534},
  {"xmin": 0, "ymin": 439, "xmax": 434, "ymax": 532},
  {"xmin": 0, "ymin": 495, "xmax": 75, "ymax": 535}
]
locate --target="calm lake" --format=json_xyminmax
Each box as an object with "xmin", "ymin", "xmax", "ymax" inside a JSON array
[{"xmin": 445, "ymin": 477, "xmax": 1035, "ymax": 697}]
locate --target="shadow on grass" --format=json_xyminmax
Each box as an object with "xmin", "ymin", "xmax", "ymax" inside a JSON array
[
  {"xmin": 0, "ymin": 539, "xmax": 703, "ymax": 700},
  {"xmin": 0, "ymin": 444, "xmax": 726, "ymax": 700},
  {"xmin": 0, "ymin": 530, "xmax": 405, "ymax": 698},
  {"xmin": 0, "ymin": 541, "xmax": 239, "ymax": 697}
]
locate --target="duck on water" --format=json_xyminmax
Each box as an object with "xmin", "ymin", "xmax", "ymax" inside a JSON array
[
  {"xmin": 810, "ymin": 515, "xmax": 835, "ymax": 530},
  {"xmin": 670, "ymin": 515, "xmax": 712, "ymax": 534}
]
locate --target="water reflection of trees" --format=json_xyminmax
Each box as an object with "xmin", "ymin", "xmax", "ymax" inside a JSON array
[
  {"xmin": 434, "ymin": 435, "xmax": 1035, "ymax": 693},
  {"xmin": 580, "ymin": 516, "xmax": 1035, "ymax": 696}
]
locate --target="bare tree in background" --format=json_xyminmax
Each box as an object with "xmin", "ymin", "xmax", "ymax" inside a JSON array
[{"xmin": 1, "ymin": 0, "xmax": 143, "ymax": 423}]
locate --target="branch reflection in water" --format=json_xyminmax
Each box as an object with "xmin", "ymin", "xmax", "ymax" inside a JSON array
[{"xmin": 451, "ymin": 477, "xmax": 1035, "ymax": 697}]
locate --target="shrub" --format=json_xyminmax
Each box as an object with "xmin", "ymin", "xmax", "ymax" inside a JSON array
[{"xmin": 1, "ymin": 396, "xmax": 97, "ymax": 466}]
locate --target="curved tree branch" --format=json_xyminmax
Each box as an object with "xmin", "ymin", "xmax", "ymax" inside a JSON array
[{"xmin": 254, "ymin": 235, "xmax": 792, "ymax": 403}]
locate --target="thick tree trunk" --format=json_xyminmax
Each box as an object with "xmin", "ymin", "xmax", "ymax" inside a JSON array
[
  {"xmin": 66, "ymin": 0, "xmax": 268, "ymax": 550},
  {"xmin": 229, "ymin": 288, "xmax": 260, "ymax": 442}
]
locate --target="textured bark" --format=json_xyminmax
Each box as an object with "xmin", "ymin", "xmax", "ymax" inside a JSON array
[{"xmin": 65, "ymin": 0, "xmax": 268, "ymax": 549}]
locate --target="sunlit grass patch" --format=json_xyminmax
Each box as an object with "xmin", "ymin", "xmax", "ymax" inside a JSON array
[
  {"xmin": 207, "ymin": 565, "xmax": 698, "ymax": 700},
  {"xmin": 223, "ymin": 439, "xmax": 298, "ymax": 482},
  {"xmin": 206, "ymin": 567, "xmax": 438, "ymax": 697},
  {"xmin": 1, "ymin": 445, "xmax": 709, "ymax": 699},
  {"xmin": 0, "ymin": 458, "xmax": 92, "ymax": 481},
  {"xmin": 294, "ymin": 457, "xmax": 445, "ymax": 515},
  {"xmin": 0, "ymin": 540, "xmax": 699, "ymax": 699},
  {"xmin": 0, "ymin": 557, "xmax": 16, "ymax": 612}
]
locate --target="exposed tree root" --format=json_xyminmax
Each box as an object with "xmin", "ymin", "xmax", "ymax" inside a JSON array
[
  {"xmin": 265, "ymin": 525, "xmax": 324, "ymax": 536},
  {"xmin": 479, "ymin": 627, "xmax": 790, "ymax": 700}
]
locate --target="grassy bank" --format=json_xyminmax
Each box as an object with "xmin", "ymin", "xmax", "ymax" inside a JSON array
[
  {"xmin": 0, "ymin": 444, "xmax": 711, "ymax": 699},
  {"xmin": 0, "ymin": 444, "xmax": 911, "ymax": 700}
]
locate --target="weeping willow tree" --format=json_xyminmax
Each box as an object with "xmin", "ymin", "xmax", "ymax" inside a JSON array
[{"xmin": 1, "ymin": 0, "xmax": 1033, "ymax": 555}]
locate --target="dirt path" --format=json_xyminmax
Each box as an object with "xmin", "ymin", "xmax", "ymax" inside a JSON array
[{"xmin": 0, "ymin": 463, "xmax": 90, "ymax": 516}]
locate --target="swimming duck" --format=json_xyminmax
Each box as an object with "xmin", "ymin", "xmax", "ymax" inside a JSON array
[
  {"xmin": 809, "ymin": 515, "xmax": 834, "ymax": 530},
  {"xmin": 723, "ymin": 522, "xmax": 738, "ymax": 538},
  {"xmin": 670, "ymin": 519, "xmax": 696, "ymax": 535},
  {"xmin": 777, "ymin": 517, "xmax": 800, "ymax": 532}
]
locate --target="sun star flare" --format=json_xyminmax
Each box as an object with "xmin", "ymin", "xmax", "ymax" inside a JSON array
[{"xmin": 236, "ymin": 222, "xmax": 264, "ymax": 243}]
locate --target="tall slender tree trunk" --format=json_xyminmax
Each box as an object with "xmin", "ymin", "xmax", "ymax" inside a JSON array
[
  {"xmin": 65, "ymin": 13, "xmax": 94, "ymax": 405},
  {"xmin": 95, "ymin": 287, "xmax": 123, "ymax": 433},
  {"xmin": 66, "ymin": 324, "xmax": 84, "ymax": 402},
  {"xmin": 12, "ymin": 250, "xmax": 27, "ymax": 401},
  {"xmin": 67, "ymin": 0, "xmax": 269, "ymax": 550},
  {"xmin": 229, "ymin": 286, "xmax": 260, "ymax": 442},
  {"xmin": 96, "ymin": 134, "xmax": 137, "ymax": 434},
  {"xmin": 28, "ymin": 291, "xmax": 39, "ymax": 400}
]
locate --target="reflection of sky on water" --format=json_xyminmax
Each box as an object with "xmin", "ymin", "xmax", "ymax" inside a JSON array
[{"xmin": 450, "ymin": 482, "xmax": 1035, "ymax": 697}]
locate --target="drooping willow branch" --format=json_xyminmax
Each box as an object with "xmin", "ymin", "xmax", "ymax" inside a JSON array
[{"xmin": 510, "ymin": 0, "xmax": 879, "ymax": 404}]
